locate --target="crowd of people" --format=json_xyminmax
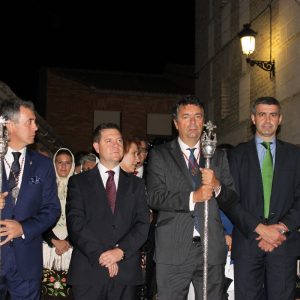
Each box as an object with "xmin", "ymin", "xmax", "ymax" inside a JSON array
[{"xmin": 0, "ymin": 94, "xmax": 299, "ymax": 300}]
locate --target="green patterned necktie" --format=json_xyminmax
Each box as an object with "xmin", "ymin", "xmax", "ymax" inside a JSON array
[{"xmin": 261, "ymin": 142, "xmax": 273, "ymax": 219}]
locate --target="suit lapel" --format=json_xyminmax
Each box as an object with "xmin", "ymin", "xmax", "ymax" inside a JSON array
[
  {"xmin": 169, "ymin": 139, "xmax": 194, "ymax": 189},
  {"xmin": 15, "ymin": 150, "xmax": 35, "ymax": 208},
  {"xmin": 249, "ymin": 139, "xmax": 266, "ymax": 218},
  {"xmin": 87, "ymin": 167, "xmax": 113, "ymax": 215},
  {"xmin": 249, "ymin": 139, "xmax": 262, "ymax": 180},
  {"xmin": 115, "ymin": 169, "xmax": 130, "ymax": 215}
]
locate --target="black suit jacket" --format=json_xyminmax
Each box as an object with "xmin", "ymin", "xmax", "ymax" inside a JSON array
[
  {"xmin": 229, "ymin": 139, "xmax": 300, "ymax": 258},
  {"xmin": 146, "ymin": 139, "xmax": 237, "ymax": 266},
  {"xmin": 66, "ymin": 166, "xmax": 150, "ymax": 285}
]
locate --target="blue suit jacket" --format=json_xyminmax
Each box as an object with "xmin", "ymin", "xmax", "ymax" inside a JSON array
[{"xmin": 1, "ymin": 149, "xmax": 61, "ymax": 280}]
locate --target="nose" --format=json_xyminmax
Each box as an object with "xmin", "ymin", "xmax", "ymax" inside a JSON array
[
  {"xmin": 32, "ymin": 122, "xmax": 38, "ymax": 131},
  {"xmin": 112, "ymin": 140, "xmax": 119, "ymax": 147},
  {"xmin": 190, "ymin": 116, "xmax": 196, "ymax": 124},
  {"xmin": 265, "ymin": 114, "xmax": 271, "ymax": 122}
]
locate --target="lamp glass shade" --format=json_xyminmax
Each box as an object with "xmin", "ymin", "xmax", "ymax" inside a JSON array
[{"xmin": 240, "ymin": 35, "xmax": 255, "ymax": 55}]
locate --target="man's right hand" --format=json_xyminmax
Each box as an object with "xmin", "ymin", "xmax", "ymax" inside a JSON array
[
  {"xmin": 255, "ymin": 223, "xmax": 286, "ymax": 248},
  {"xmin": 193, "ymin": 185, "xmax": 213, "ymax": 202}
]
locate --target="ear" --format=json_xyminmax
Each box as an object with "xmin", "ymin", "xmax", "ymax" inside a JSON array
[
  {"xmin": 173, "ymin": 119, "xmax": 178, "ymax": 130},
  {"xmin": 93, "ymin": 142, "xmax": 100, "ymax": 154},
  {"xmin": 6, "ymin": 120, "xmax": 13, "ymax": 129},
  {"xmin": 278, "ymin": 114, "xmax": 283, "ymax": 125},
  {"xmin": 250, "ymin": 114, "xmax": 256, "ymax": 125}
]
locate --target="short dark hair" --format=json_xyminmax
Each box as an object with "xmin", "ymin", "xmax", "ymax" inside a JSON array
[
  {"xmin": 0, "ymin": 98, "xmax": 35, "ymax": 122},
  {"xmin": 93, "ymin": 123, "xmax": 121, "ymax": 142},
  {"xmin": 251, "ymin": 97, "xmax": 281, "ymax": 115},
  {"xmin": 171, "ymin": 95, "xmax": 205, "ymax": 120}
]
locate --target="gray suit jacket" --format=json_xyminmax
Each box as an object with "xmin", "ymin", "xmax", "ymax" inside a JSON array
[{"xmin": 146, "ymin": 139, "xmax": 236, "ymax": 266}]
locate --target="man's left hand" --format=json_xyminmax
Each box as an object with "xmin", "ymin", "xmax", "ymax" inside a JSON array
[
  {"xmin": 200, "ymin": 168, "xmax": 220, "ymax": 189},
  {"xmin": 0, "ymin": 219, "xmax": 24, "ymax": 245},
  {"xmin": 99, "ymin": 248, "xmax": 124, "ymax": 267}
]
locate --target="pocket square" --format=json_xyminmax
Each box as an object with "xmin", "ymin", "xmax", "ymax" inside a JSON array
[{"xmin": 29, "ymin": 176, "xmax": 41, "ymax": 184}]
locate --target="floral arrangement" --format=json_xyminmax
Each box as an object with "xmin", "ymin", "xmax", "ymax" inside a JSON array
[{"xmin": 42, "ymin": 269, "xmax": 71, "ymax": 298}]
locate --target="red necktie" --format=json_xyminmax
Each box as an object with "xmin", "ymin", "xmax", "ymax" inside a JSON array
[{"xmin": 105, "ymin": 170, "xmax": 116, "ymax": 213}]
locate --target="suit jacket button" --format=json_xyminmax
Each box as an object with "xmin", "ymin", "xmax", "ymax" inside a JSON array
[{"xmin": 112, "ymin": 225, "xmax": 116, "ymax": 230}]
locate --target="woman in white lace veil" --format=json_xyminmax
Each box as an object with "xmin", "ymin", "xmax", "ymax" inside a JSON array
[{"xmin": 42, "ymin": 148, "xmax": 75, "ymax": 299}]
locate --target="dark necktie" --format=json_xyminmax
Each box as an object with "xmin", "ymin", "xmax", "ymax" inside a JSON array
[
  {"xmin": 261, "ymin": 142, "xmax": 273, "ymax": 219},
  {"xmin": 187, "ymin": 148, "xmax": 201, "ymax": 189},
  {"xmin": 105, "ymin": 170, "xmax": 116, "ymax": 213},
  {"xmin": 187, "ymin": 148, "xmax": 201, "ymax": 233},
  {"xmin": 8, "ymin": 152, "xmax": 21, "ymax": 190}
]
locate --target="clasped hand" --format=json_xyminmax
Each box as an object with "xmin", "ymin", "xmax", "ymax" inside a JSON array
[
  {"xmin": 255, "ymin": 223, "xmax": 287, "ymax": 252},
  {"xmin": 193, "ymin": 168, "xmax": 220, "ymax": 202},
  {"xmin": 52, "ymin": 239, "xmax": 71, "ymax": 255},
  {"xmin": 99, "ymin": 248, "xmax": 124, "ymax": 278}
]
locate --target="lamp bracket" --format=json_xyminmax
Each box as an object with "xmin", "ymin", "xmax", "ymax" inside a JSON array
[{"xmin": 246, "ymin": 58, "xmax": 275, "ymax": 78}]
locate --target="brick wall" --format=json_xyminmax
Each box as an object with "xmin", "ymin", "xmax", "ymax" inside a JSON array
[{"xmin": 45, "ymin": 70, "xmax": 179, "ymax": 152}]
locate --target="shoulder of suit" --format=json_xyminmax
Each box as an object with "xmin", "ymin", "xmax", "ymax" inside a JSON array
[
  {"xmin": 231, "ymin": 140, "xmax": 253, "ymax": 152},
  {"xmin": 150, "ymin": 139, "xmax": 175, "ymax": 153},
  {"xmin": 277, "ymin": 139, "xmax": 300, "ymax": 152},
  {"xmin": 73, "ymin": 166, "xmax": 99, "ymax": 180},
  {"xmin": 27, "ymin": 149, "xmax": 53, "ymax": 165}
]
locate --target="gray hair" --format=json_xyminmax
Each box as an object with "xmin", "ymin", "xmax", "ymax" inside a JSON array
[{"xmin": 0, "ymin": 98, "xmax": 35, "ymax": 122}]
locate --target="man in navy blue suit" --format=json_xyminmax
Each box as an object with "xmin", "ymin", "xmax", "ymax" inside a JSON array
[
  {"xmin": 229, "ymin": 97, "xmax": 300, "ymax": 300},
  {"xmin": 0, "ymin": 98, "xmax": 61, "ymax": 299}
]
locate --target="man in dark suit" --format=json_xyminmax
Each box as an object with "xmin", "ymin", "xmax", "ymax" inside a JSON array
[
  {"xmin": 0, "ymin": 98, "xmax": 61, "ymax": 299},
  {"xmin": 146, "ymin": 95, "xmax": 237, "ymax": 300},
  {"xmin": 66, "ymin": 123, "xmax": 150, "ymax": 300},
  {"xmin": 228, "ymin": 97, "xmax": 300, "ymax": 300}
]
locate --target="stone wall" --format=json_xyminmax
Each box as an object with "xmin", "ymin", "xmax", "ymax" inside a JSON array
[{"xmin": 195, "ymin": 0, "xmax": 300, "ymax": 146}]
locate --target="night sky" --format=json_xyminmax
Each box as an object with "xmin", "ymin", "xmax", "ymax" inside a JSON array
[{"xmin": 0, "ymin": 2, "xmax": 195, "ymax": 103}]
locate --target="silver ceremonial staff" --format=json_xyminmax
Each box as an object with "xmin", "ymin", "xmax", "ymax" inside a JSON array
[
  {"xmin": 0, "ymin": 116, "xmax": 8, "ymax": 282},
  {"xmin": 200, "ymin": 121, "xmax": 217, "ymax": 300}
]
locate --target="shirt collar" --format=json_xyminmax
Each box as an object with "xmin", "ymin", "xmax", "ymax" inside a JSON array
[
  {"xmin": 177, "ymin": 137, "xmax": 200, "ymax": 154},
  {"xmin": 255, "ymin": 135, "xmax": 276, "ymax": 148},
  {"xmin": 98, "ymin": 162, "xmax": 120, "ymax": 176},
  {"xmin": 6, "ymin": 147, "xmax": 26, "ymax": 161}
]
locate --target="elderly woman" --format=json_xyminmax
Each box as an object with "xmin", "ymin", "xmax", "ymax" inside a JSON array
[{"xmin": 42, "ymin": 148, "xmax": 75, "ymax": 299}]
